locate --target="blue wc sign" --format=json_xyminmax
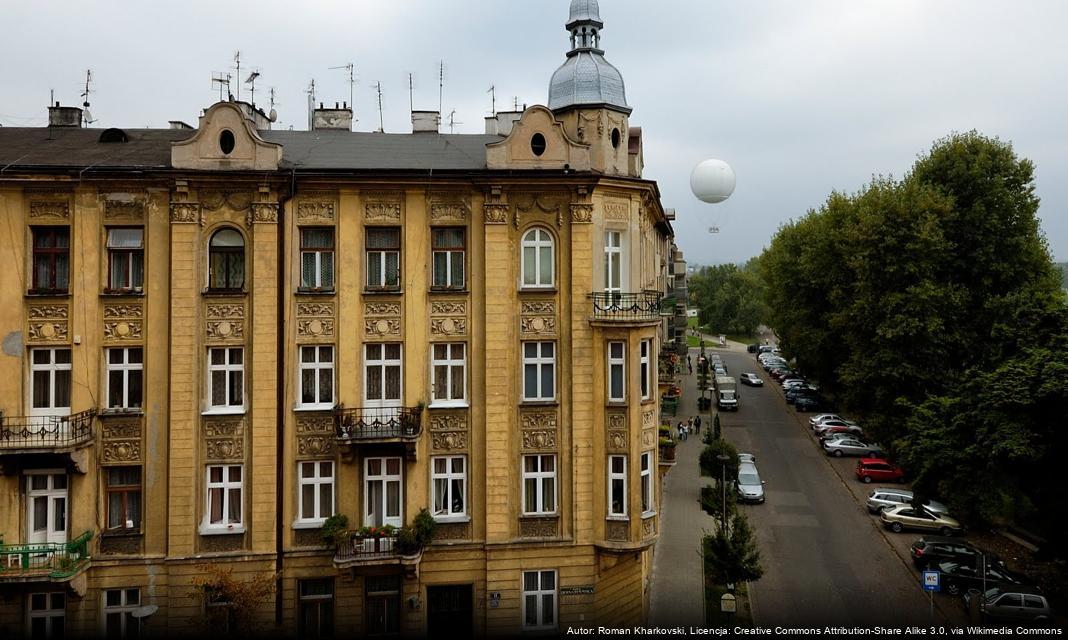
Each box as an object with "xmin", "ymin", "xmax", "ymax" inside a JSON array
[{"xmin": 922, "ymin": 570, "xmax": 940, "ymax": 592}]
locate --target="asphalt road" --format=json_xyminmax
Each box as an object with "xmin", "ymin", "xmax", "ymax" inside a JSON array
[{"xmin": 713, "ymin": 348, "xmax": 940, "ymax": 627}]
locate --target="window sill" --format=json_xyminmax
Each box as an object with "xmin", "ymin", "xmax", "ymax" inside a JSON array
[
  {"xmin": 642, "ymin": 511, "xmax": 658, "ymax": 520},
  {"xmin": 294, "ymin": 405, "xmax": 335, "ymax": 413},
  {"xmin": 518, "ymin": 287, "xmax": 557, "ymax": 294},
  {"xmin": 606, "ymin": 400, "xmax": 628, "ymax": 407},
  {"xmin": 201, "ymin": 408, "xmax": 247, "ymax": 417},
  {"xmin": 520, "ymin": 513, "xmax": 559, "ymax": 519},
  {"xmin": 428, "ymin": 401, "xmax": 469, "ymax": 410},
  {"xmin": 429, "ymin": 288, "xmax": 469, "ymax": 295},
  {"xmin": 363, "ymin": 288, "xmax": 402, "ymax": 296},
  {"xmin": 292, "ymin": 520, "xmax": 325, "ymax": 530},
  {"xmin": 99, "ymin": 408, "xmax": 144, "ymax": 417},
  {"xmin": 101, "ymin": 289, "xmax": 145, "ymax": 297},
  {"xmin": 606, "ymin": 516, "xmax": 630, "ymax": 522},
  {"xmin": 100, "ymin": 528, "xmax": 143, "ymax": 539},
  {"xmin": 432, "ymin": 515, "xmax": 470, "ymax": 524},
  {"xmin": 25, "ymin": 291, "xmax": 71, "ymax": 298},
  {"xmin": 520, "ymin": 400, "xmax": 559, "ymax": 407},
  {"xmin": 202, "ymin": 290, "xmax": 247, "ymax": 297},
  {"xmin": 199, "ymin": 524, "xmax": 245, "ymax": 536},
  {"xmin": 295, "ymin": 289, "xmax": 336, "ymax": 296}
]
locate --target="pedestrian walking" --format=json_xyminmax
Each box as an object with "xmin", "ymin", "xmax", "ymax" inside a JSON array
[
  {"xmin": 676, "ymin": 422, "xmax": 683, "ymax": 441},
  {"xmin": 688, "ymin": 361, "xmax": 693, "ymax": 375},
  {"xmin": 694, "ymin": 415, "xmax": 702, "ymax": 433}
]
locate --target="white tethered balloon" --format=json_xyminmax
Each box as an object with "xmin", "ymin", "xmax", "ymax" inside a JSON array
[{"xmin": 690, "ymin": 159, "xmax": 736, "ymax": 204}]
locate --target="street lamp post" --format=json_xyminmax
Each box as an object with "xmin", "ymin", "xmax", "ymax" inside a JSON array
[{"xmin": 716, "ymin": 454, "xmax": 730, "ymax": 531}]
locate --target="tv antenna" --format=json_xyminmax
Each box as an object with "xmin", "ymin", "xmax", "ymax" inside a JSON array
[
  {"xmin": 513, "ymin": 96, "xmax": 520, "ymax": 112},
  {"xmin": 375, "ymin": 82, "xmax": 384, "ymax": 133},
  {"xmin": 245, "ymin": 71, "xmax": 261, "ymax": 107},
  {"xmin": 233, "ymin": 51, "xmax": 242, "ymax": 101},
  {"xmin": 80, "ymin": 69, "xmax": 95, "ymax": 126},
  {"xmin": 446, "ymin": 110, "xmax": 462, "ymax": 134},
  {"xmin": 268, "ymin": 87, "xmax": 279, "ymax": 129},
  {"xmin": 329, "ymin": 62, "xmax": 357, "ymax": 125},
  {"xmin": 212, "ymin": 72, "xmax": 232, "ymax": 102},
  {"xmin": 408, "ymin": 73, "xmax": 414, "ymax": 115},
  {"xmin": 487, "ymin": 85, "xmax": 496, "ymax": 116},
  {"xmin": 438, "ymin": 61, "xmax": 445, "ymax": 115},
  {"xmin": 306, "ymin": 78, "xmax": 316, "ymax": 130}
]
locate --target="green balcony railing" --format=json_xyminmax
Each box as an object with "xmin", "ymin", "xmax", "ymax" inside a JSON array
[{"xmin": 0, "ymin": 531, "xmax": 92, "ymax": 580}]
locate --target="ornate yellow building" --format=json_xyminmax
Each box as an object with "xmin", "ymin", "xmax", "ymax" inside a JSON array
[{"xmin": 0, "ymin": 1, "xmax": 682, "ymax": 636}]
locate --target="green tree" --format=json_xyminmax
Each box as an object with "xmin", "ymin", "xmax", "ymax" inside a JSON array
[
  {"xmin": 699, "ymin": 438, "xmax": 739, "ymax": 482},
  {"xmin": 703, "ymin": 513, "xmax": 764, "ymax": 585}
]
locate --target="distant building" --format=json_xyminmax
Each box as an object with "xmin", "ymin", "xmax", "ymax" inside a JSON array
[{"xmin": 0, "ymin": 1, "xmax": 679, "ymax": 636}]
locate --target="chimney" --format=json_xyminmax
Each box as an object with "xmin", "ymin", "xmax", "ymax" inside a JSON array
[
  {"xmin": 411, "ymin": 111, "xmax": 440, "ymax": 134},
  {"xmin": 48, "ymin": 102, "xmax": 83, "ymax": 127},
  {"xmin": 312, "ymin": 102, "xmax": 353, "ymax": 131},
  {"xmin": 485, "ymin": 111, "xmax": 523, "ymax": 136}
]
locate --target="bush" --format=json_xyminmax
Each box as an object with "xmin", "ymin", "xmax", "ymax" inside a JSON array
[
  {"xmin": 699, "ymin": 439, "xmax": 739, "ymax": 481},
  {"xmin": 412, "ymin": 508, "xmax": 438, "ymax": 547},
  {"xmin": 320, "ymin": 514, "xmax": 349, "ymax": 547},
  {"xmin": 394, "ymin": 526, "xmax": 420, "ymax": 555},
  {"xmin": 700, "ymin": 485, "xmax": 736, "ymax": 520}
]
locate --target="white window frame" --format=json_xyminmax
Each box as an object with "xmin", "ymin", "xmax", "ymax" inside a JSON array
[
  {"xmin": 295, "ymin": 461, "xmax": 335, "ymax": 527},
  {"xmin": 608, "ymin": 455, "xmax": 627, "ymax": 518},
  {"xmin": 430, "ymin": 455, "xmax": 468, "ymax": 522},
  {"xmin": 106, "ymin": 347, "xmax": 143, "ymax": 411},
  {"xmin": 520, "ymin": 227, "xmax": 554, "ymax": 289},
  {"xmin": 521, "ymin": 570, "xmax": 558, "ymax": 631},
  {"xmin": 640, "ymin": 340, "xmax": 651, "ymax": 401},
  {"xmin": 363, "ymin": 344, "xmax": 403, "ymax": 409},
  {"xmin": 106, "ymin": 227, "xmax": 144, "ymax": 293},
  {"xmin": 27, "ymin": 592, "xmax": 65, "ymax": 639},
  {"xmin": 201, "ymin": 464, "xmax": 244, "ymax": 534},
  {"xmin": 430, "ymin": 343, "xmax": 467, "ymax": 407},
  {"xmin": 522, "ymin": 342, "xmax": 556, "ymax": 402},
  {"xmin": 521, "ymin": 454, "xmax": 557, "ymax": 516},
  {"xmin": 364, "ymin": 457, "xmax": 404, "ymax": 528},
  {"xmin": 299, "ymin": 227, "xmax": 335, "ymax": 291},
  {"xmin": 365, "ymin": 227, "xmax": 401, "ymax": 289},
  {"xmin": 608, "ymin": 341, "xmax": 626, "ymax": 403},
  {"xmin": 297, "ymin": 345, "xmax": 335, "ymax": 410},
  {"xmin": 205, "ymin": 347, "xmax": 244, "ymax": 414},
  {"xmin": 101, "ymin": 588, "xmax": 140, "ymax": 639},
  {"xmin": 604, "ymin": 230, "xmax": 623, "ymax": 293},
  {"xmin": 29, "ymin": 347, "xmax": 71, "ymax": 417},
  {"xmin": 431, "ymin": 227, "xmax": 465, "ymax": 290},
  {"xmin": 641, "ymin": 452, "xmax": 655, "ymax": 516}
]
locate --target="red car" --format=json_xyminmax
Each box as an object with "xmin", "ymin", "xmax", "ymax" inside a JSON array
[{"xmin": 855, "ymin": 458, "xmax": 905, "ymax": 484}]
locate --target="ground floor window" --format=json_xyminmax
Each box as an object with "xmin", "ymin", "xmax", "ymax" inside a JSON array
[
  {"xmin": 364, "ymin": 575, "xmax": 401, "ymax": 636},
  {"xmin": 521, "ymin": 570, "xmax": 557, "ymax": 630},
  {"xmin": 298, "ymin": 579, "xmax": 334, "ymax": 639},
  {"xmin": 28, "ymin": 592, "xmax": 65, "ymax": 639},
  {"xmin": 103, "ymin": 588, "xmax": 141, "ymax": 639}
]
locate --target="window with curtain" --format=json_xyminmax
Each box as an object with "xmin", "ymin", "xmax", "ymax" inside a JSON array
[
  {"xmin": 522, "ymin": 570, "xmax": 557, "ymax": 630},
  {"xmin": 608, "ymin": 341, "xmax": 626, "ymax": 402},
  {"xmin": 107, "ymin": 347, "xmax": 143, "ymax": 410},
  {"xmin": 431, "ymin": 343, "xmax": 466, "ymax": 405},
  {"xmin": 521, "ymin": 228, "xmax": 554, "ymax": 288},
  {"xmin": 31, "ymin": 227, "xmax": 70, "ymax": 293},
  {"xmin": 30, "ymin": 348, "xmax": 71, "ymax": 414},
  {"xmin": 522, "ymin": 342, "xmax": 555, "ymax": 402},
  {"xmin": 608, "ymin": 455, "xmax": 627, "ymax": 517},
  {"xmin": 299, "ymin": 345, "xmax": 334, "ymax": 409},
  {"xmin": 107, "ymin": 228, "xmax": 144, "ymax": 292},
  {"xmin": 364, "ymin": 344, "xmax": 402, "ymax": 405},
  {"xmin": 106, "ymin": 467, "xmax": 142, "ymax": 531},
  {"xmin": 522, "ymin": 454, "xmax": 556, "ymax": 515},
  {"xmin": 207, "ymin": 347, "xmax": 243, "ymax": 410},
  {"xmin": 366, "ymin": 227, "xmax": 401, "ymax": 289},
  {"xmin": 431, "ymin": 228, "xmax": 465, "ymax": 289},
  {"xmin": 297, "ymin": 461, "xmax": 334, "ymax": 524},
  {"xmin": 431, "ymin": 456, "xmax": 467, "ymax": 519},
  {"xmin": 300, "ymin": 228, "xmax": 335, "ymax": 290},
  {"xmin": 204, "ymin": 464, "xmax": 243, "ymax": 530},
  {"xmin": 208, "ymin": 229, "xmax": 245, "ymax": 291}
]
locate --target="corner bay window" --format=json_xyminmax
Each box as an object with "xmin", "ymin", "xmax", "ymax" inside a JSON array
[
  {"xmin": 608, "ymin": 341, "xmax": 626, "ymax": 402},
  {"xmin": 31, "ymin": 226, "xmax": 70, "ymax": 294},
  {"xmin": 640, "ymin": 340, "xmax": 651, "ymax": 400},
  {"xmin": 431, "ymin": 227, "xmax": 465, "ymax": 289},
  {"xmin": 106, "ymin": 228, "xmax": 144, "ymax": 292},
  {"xmin": 300, "ymin": 228, "xmax": 335, "ymax": 291},
  {"xmin": 366, "ymin": 227, "xmax": 400, "ymax": 289},
  {"xmin": 608, "ymin": 455, "xmax": 627, "ymax": 517},
  {"xmin": 208, "ymin": 228, "xmax": 245, "ymax": 291},
  {"xmin": 106, "ymin": 467, "xmax": 142, "ymax": 531},
  {"xmin": 641, "ymin": 452, "xmax": 654, "ymax": 515},
  {"xmin": 203, "ymin": 464, "xmax": 243, "ymax": 532}
]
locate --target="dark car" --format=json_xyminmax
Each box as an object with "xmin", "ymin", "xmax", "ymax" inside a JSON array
[
  {"xmin": 747, "ymin": 344, "xmax": 759, "ymax": 354},
  {"xmin": 794, "ymin": 395, "xmax": 826, "ymax": 412},
  {"xmin": 964, "ymin": 586, "xmax": 1053, "ymax": 625},
  {"xmin": 785, "ymin": 386, "xmax": 818, "ymax": 403},
  {"xmin": 910, "ymin": 536, "xmax": 983, "ymax": 570},
  {"xmin": 935, "ymin": 560, "xmax": 1031, "ymax": 597}
]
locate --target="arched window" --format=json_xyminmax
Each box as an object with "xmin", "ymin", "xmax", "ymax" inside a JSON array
[
  {"xmin": 521, "ymin": 228, "xmax": 554, "ymax": 288},
  {"xmin": 208, "ymin": 229, "xmax": 245, "ymax": 291}
]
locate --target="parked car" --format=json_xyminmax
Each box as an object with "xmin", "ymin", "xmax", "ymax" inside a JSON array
[
  {"xmin": 714, "ymin": 367, "xmax": 727, "ymax": 377},
  {"xmin": 785, "ymin": 386, "xmax": 819, "ymax": 403},
  {"xmin": 869, "ymin": 491, "xmax": 948, "ymax": 516},
  {"xmin": 935, "ymin": 561, "xmax": 1031, "ymax": 597},
  {"xmin": 964, "ymin": 587, "xmax": 1053, "ymax": 625},
  {"xmin": 747, "ymin": 344, "xmax": 759, "ymax": 354},
  {"xmin": 770, "ymin": 369, "xmax": 796, "ymax": 381},
  {"xmin": 909, "ymin": 536, "xmax": 982, "ymax": 569},
  {"xmin": 736, "ymin": 462, "xmax": 766, "ymax": 504},
  {"xmin": 739, "ymin": 373, "xmax": 764, "ymax": 386},
  {"xmin": 818, "ymin": 426, "xmax": 866, "ymax": 442},
  {"xmin": 855, "ymin": 458, "xmax": 905, "ymax": 483},
  {"xmin": 813, "ymin": 419, "xmax": 860, "ymax": 434},
  {"xmin": 880, "ymin": 504, "xmax": 963, "ymax": 535},
  {"xmin": 809, "ymin": 414, "xmax": 850, "ymax": 427},
  {"xmin": 738, "ymin": 453, "xmax": 757, "ymax": 464},
  {"xmin": 794, "ymin": 395, "xmax": 825, "ymax": 412},
  {"xmin": 781, "ymin": 378, "xmax": 807, "ymax": 389},
  {"xmin": 823, "ymin": 437, "xmax": 882, "ymax": 457}
]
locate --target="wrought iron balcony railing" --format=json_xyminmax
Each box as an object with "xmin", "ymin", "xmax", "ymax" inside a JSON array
[
  {"xmin": 589, "ymin": 291, "xmax": 663, "ymax": 323},
  {"xmin": 334, "ymin": 406, "xmax": 423, "ymax": 442},
  {"xmin": 334, "ymin": 534, "xmax": 398, "ymax": 564},
  {"xmin": 0, "ymin": 409, "xmax": 96, "ymax": 452},
  {"xmin": 0, "ymin": 531, "xmax": 92, "ymax": 581}
]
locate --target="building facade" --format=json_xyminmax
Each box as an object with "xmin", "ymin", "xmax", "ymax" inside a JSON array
[{"xmin": 0, "ymin": 2, "xmax": 678, "ymax": 636}]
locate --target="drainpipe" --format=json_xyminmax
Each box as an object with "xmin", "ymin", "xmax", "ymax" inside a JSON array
[{"xmin": 275, "ymin": 169, "xmax": 296, "ymax": 628}]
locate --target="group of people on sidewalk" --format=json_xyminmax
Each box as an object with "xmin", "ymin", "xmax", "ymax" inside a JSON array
[{"xmin": 675, "ymin": 415, "xmax": 702, "ymax": 441}]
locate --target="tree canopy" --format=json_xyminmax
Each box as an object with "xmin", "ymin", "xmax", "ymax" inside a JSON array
[{"xmin": 689, "ymin": 260, "xmax": 770, "ymax": 337}]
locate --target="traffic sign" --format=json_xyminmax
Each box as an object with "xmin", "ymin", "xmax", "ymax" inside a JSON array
[{"xmin": 922, "ymin": 570, "xmax": 940, "ymax": 592}]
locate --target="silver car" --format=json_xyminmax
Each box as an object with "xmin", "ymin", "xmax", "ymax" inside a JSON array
[
  {"xmin": 736, "ymin": 462, "xmax": 765, "ymax": 504},
  {"xmin": 822, "ymin": 437, "xmax": 882, "ymax": 457},
  {"xmin": 866, "ymin": 489, "xmax": 948, "ymax": 515},
  {"xmin": 738, "ymin": 453, "xmax": 757, "ymax": 465}
]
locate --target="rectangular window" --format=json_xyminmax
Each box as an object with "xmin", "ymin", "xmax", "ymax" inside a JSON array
[
  {"xmin": 106, "ymin": 347, "xmax": 143, "ymax": 411},
  {"xmin": 608, "ymin": 341, "xmax": 626, "ymax": 402},
  {"xmin": 106, "ymin": 228, "xmax": 144, "ymax": 293},
  {"xmin": 106, "ymin": 467, "xmax": 142, "ymax": 531},
  {"xmin": 604, "ymin": 230, "xmax": 623, "ymax": 293},
  {"xmin": 207, "ymin": 347, "xmax": 243, "ymax": 411},
  {"xmin": 299, "ymin": 345, "xmax": 334, "ymax": 409},
  {"xmin": 364, "ymin": 457, "xmax": 403, "ymax": 527},
  {"xmin": 364, "ymin": 344, "xmax": 402, "ymax": 406},
  {"xmin": 103, "ymin": 588, "xmax": 141, "ymax": 639},
  {"xmin": 431, "ymin": 228, "xmax": 465, "ymax": 289},
  {"xmin": 608, "ymin": 455, "xmax": 627, "ymax": 518},
  {"xmin": 521, "ymin": 570, "xmax": 557, "ymax": 631},
  {"xmin": 431, "ymin": 456, "xmax": 467, "ymax": 520},
  {"xmin": 297, "ymin": 579, "xmax": 334, "ymax": 639},
  {"xmin": 204, "ymin": 465, "xmax": 243, "ymax": 532},
  {"xmin": 300, "ymin": 228, "xmax": 335, "ymax": 291},
  {"xmin": 641, "ymin": 452, "xmax": 654, "ymax": 515},
  {"xmin": 30, "ymin": 348, "xmax": 71, "ymax": 416},
  {"xmin": 522, "ymin": 454, "xmax": 557, "ymax": 515},
  {"xmin": 522, "ymin": 342, "xmax": 556, "ymax": 402},
  {"xmin": 28, "ymin": 592, "xmax": 65, "ymax": 639},
  {"xmin": 297, "ymin": 461, "xmax": 335, "ymax": 525},
  {"xmin": 430, "ymin": 343, "xmax": 466, "ymax": 406},
  {"xmin": 366, "ymin": 227, "xmax": 401, "ymax": 289},
  {"xmin": 640, "ymin": 340, "xmax": 651, "ymax": 401},
  {"xmin": 31, "ymin": 227, "xmax": 70, "ymax": 294}
]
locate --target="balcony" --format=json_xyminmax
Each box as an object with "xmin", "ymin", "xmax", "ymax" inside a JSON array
[
  {"xmin": 588, "ymin": 291, "xmax": 663, "ymax": 326},
  {"xmin": 334, "ymin": 406, "xmax": 422, "ymax": 460},
  {"xmin": 0, "ymin": 531, "xmax": 92, "ymax": 587},
  {"xmin": 0, "ymin": 410, "xmax": 96, "ymax": 458}
]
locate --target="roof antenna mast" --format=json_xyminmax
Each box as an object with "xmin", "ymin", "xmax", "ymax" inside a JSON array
[
  {"xmin": 80, "ymin": 69, "xmax": 95, "ymax": 126},
  {"xmin": 408, "ymin": 73, "xmax": 414, "ymax": 116},
  {"xmin": 329, "ymin": 62, "xmax": 357, "ymax": 127},
  {"xmin": 487, "ymin": 85, "xmax": 496, "ymax": 116},
  {"xmin": 233, "ymin": 51, "xmax": 242, "ymax": 101},
  {"xmin": 245, "ymin": 71, "xmax": 261, "ymax": 107},
  {"xmin": 306, "ymin": 79, "xmax": 316, "ymax": 131},
  {"xmin": 211, "ymin": 72, "xmax": 231, "ymax": 102},
  {"xmin": 375, "ymin": 82, "xmax": 385, "ymax": 133},
  {"xmin": 438, "ymin": 61, "xmax": 445, "ymax": 114}
]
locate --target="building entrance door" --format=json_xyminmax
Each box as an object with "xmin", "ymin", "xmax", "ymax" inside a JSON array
[{"xmin": 426, "ymin": 585, "xmax": 472, "ymax": 638}]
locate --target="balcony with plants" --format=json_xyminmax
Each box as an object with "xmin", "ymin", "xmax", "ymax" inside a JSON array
[
  {"xmin": 323, "ymin": 510, "xmax": 437, "ymax": 577},
  {"xmin": 0, "ymin": 531, "xmax": 93, "ymax": 585}
]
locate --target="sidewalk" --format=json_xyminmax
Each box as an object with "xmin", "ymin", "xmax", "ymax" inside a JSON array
[{"xmin": 649, "ymin": 355, "xmax": 715, "ymax": 626}]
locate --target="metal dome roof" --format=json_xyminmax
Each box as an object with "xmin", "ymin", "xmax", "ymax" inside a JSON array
[
  {"xmin": 548, "ymin": 52, "xmax": 629, "ymax": 112},
  {"xmin": 568, "ymin": 0, "xmax": 602, "ymax": 25}
]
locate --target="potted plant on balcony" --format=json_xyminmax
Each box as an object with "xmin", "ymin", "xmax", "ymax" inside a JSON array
[
  {"xmin": 320, "ymin": 514, "xmax": 349, "ymax": 549},
  {"xmin": 659, "ymin": 434, "xmax": 677, "ymax": 463},
  {"xmin": 394, "ymin": 526, "xmax": 421, "ymax": 558}
]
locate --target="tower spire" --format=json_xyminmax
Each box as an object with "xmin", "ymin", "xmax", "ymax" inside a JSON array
[{"xmin": 566, "ymin": 0, "xmax": 604, "ymax": 55}]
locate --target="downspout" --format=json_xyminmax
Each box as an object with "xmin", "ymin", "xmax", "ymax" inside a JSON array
[{"xmin": 275, "ymin": 169, "xmax": 296, "ymax": 628}]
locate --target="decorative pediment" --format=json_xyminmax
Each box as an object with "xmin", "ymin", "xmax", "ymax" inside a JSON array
[
  {"xmin": 486, "ymin": 105, "xmax": 591, "ymax": 171},
  {"xmin": 171, "ymin": 102, "xmax": 282, "ymax": 171}
]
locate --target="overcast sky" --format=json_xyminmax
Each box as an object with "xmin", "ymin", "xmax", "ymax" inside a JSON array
[{"xmin": 2, "ymin": 0, "xmax": 1065, "ymax": 264}]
